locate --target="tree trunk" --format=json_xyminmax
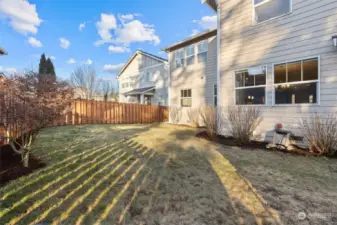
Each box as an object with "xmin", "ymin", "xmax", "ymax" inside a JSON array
[{"xmin": 23, "ymin": 152, "xmax": 29, "ymax": 168}]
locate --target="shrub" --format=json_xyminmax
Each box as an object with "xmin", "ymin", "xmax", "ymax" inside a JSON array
[
  {"xmin": 227, "ymin": 106, "xmax": 263, "ymax": 144},
  {"xmin": 200, "ymin": 105, "xmax": 224, "ymax": 138},
  {"xmin": 169, "ymin": 106, "xmax": 182, "ymax": 124},
  {"xmin": 299, "ymin": 113, "xmax": 337, "ymax": 156},
  {"xmin": 187, "ymin": 108, "xmax": 200, "ymax": 127}
]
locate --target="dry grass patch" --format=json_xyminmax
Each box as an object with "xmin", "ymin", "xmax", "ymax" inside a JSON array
[{"xmin": 0, "ymin": 124, "xmax": 336, "ymax": 225}]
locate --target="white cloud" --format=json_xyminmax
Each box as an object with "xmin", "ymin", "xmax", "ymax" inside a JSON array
[
  {"xmin": 48, "ymin": 56, "xmax": 56, "ymax": 60},
  {"xmin": 119, "ymin": 14, "xmax": 134, "ymax": 22},
  {"xmin": 118, "ymin": 13, "xmax": 141, "ymax": 23},
  {"xmin": 60, "ymin": 38, "xmax": 71, "ymax": 49},
  {"xmin": 108, "ymin": 45, "xmax": 130, "ymax": 53},
  {"xmin": 66, "ymin": 58, "xmax": 76, "ymax": 64},
  {"xmin": 0, "ymin": 0, "xmax": 42, "ymax": 35},
  {"xmin": 191, "ymin": 29, "xmax": 200, "ymax": 36},
  {"xmin": 85, "ymin": 59, "xmax": 92, "ymax": 65},
  {"xmin": 0, "ymin": 66, "xmax": 17, "ymax": 74},
  {"xmin": 94, "ymin": 14, "xmax": 160, "ymax": 47},
  {"xmin": 79, "ymin": 22, "xmax": 85, "ymax": 31},
  {"xmin": 103, "ymin": 63, "xmax": 124, "ymax": 73},
  {"xmin": 95, "ymin": 14, "xmax": 117, "ymax": 44},
  {"xmin": 194, "ymin": 15, "xmax": 217, "ymax": 30},
  {"xmin": 27, "ymin": 37, "xmax": 42, "ymax": 47}
]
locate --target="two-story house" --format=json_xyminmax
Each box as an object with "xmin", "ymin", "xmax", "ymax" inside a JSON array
[
  {"xmin": 163, "ymin": 29, "xmax": 217, "ymax": 124},
  {"xmin": 201, "ymin": 0, "xmax": 337, "ymax": 141},
  {"xmin": 117, "ymin": 50, "xmax": 169, "ymax": 106}
]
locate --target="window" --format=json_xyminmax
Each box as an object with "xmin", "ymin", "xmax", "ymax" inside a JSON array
[
  {"xmin": 185, "ymin": 45, "xmax": 195, "ymax": 66},
  {"xmin": 122, "ymin": 83, "xmax": 125, "ymax": 88},
  {"xmin": 253, "ymin": 0, "xmax": 291, "ymax": 24},
  {"xmin": 235, "ymin": 66, "xmax": 266, "ymax": 105},
  {"xmin": 146, "ymin": 72, "xmax": 153, "ymax": 82},
  {"xmin": 181, "ymin": 89, "xmax": 192, "ymax": 107},
  {"xmin": 274, "ymin": 58, "xmax": 319, "ymax": 105},
  {"xmin": 175, "ymin": 49, "xmax": 185, "ymax": 68},
  {"xmin": 214, "ymin": 85, "xmax": 217, "ymax": 106},
  {"xmin": 198, "ymin": 41, "xmax": 208, "ymax": 63}
]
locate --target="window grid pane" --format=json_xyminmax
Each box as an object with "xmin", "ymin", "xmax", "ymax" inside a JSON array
[{"xmin": 273, "ymin": 58, "xmax": 319, "ymax": 105}]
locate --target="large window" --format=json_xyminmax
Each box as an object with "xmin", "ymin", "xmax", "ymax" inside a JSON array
[
  {"xmin": 274, "ymin": 58, "xmax": 319, "ymax": 105},
  {"xmin": 175, "ymin": 49, "xmax": 185, "ymax": 68},
  {"xmin": 253, "ymin": 0, "xmax": 291, "ymax": 24},
  {"xmin": 235, "ymin": 66, "xmax": 266, "ymax": 105},
  {"xmin": 185, "ymin": 45, "xmax": 195, "ymax": 66},
  {"xmin": 146, "ymin": 71, "xmax": 153, "ymax": 82},
  {"xmin": 181, "ymin": 89, "xmax": 192, "ymax": 107},
  {"xmin": 198, "ymin": 41, "xmax": 208, "ymax": 63}
]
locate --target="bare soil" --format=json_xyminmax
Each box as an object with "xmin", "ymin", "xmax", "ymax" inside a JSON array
[{"xmin": 0, "ymin": 144, "xmax": 46, "ymax": 187}]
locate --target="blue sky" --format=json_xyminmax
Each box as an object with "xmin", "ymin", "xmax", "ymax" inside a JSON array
[{"xmin": 0, "ymin": 0, "xmax": 216, "ymax": 83}]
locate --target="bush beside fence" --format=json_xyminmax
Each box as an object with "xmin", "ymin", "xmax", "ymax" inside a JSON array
[{"xmin": 0, "ymin": 96, "xmax": 168, "ymax": 145}]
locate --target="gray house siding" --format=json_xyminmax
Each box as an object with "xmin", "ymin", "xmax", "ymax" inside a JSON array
[
  {"xmin": 118, "ymin": 52, "xmax": 169, "ymax": 106},
  {"xmin": 218, "ymin": 0, "xmax": 337, "ymax": 141},
  {"xmin": 169, "ymin": 35, "xmax": 217, "ymax": 124}
]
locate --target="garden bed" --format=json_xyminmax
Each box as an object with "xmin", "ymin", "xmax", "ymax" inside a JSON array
[
  {"xmin": 0, "ymin": 144, "xmax": 46, "ymax": 187},
  {"xmin": 196, "ymin": 131, "xmax": 334, "ymax": 157}
]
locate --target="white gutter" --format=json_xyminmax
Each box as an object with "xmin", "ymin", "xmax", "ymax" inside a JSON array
[
  {"xmin": 168, "ymin": 51, "xmax": 171, "ymax": 123},
  {"xmin": 216, "ymin": 3, "xmax": 221, "ymax": 134}
]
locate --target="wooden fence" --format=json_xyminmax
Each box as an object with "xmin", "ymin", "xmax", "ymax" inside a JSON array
[
  {"xmin": 63, "ymin": 99, "xmax": 168, "ymax": 125},
  {"xmin": 0, "ymin": 97, "xmax": 168, "ymax": 145}
]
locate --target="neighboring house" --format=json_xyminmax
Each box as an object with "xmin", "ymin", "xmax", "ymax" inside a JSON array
[
  {"xmin": 202, "ymin": 0, "xmax": 337, "ymax": 141},
  {"xmin": 0, "ymin": 47, "xmax": 7, "ymax": 55},
  {"xmin": 117, "ymin": 50, "xmax": 169, "ymax": 106},
  {"xmin": 163, "ymin": 29, "xmax": 217, "ymax": 124}
]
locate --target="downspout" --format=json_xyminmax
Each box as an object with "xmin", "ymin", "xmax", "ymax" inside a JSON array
[
  {"xmin": 216, "ymin": 4, "xmax": 221, "ymax": 134},
  {"xmin": 167, "ymin": 52, "xmax": 171, "ymax": 123}
]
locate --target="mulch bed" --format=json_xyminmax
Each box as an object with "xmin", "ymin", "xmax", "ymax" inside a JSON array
[
  {"xmin": 196, "ymin": 131, "xmax": 268, "ymax": 150},
  {"xmin": 0, "ymin": 144, "xmax": 46, "ymax": 187},
  {"xmin": 196, "ymin": 131, "xmax": 335, "ymax": 158}
]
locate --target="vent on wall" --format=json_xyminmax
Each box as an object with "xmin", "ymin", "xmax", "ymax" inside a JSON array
[{"xmin": 332, "ymin": 35, "xmax": 337, "ymax": 48}]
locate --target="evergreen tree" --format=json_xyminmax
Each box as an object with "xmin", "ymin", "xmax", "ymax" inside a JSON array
[
  {"xmin": 46, "ymin": 58, "xmax": 56, "ymax": 77},
  {"xmin": 39, "ymin": 54, "xmax": 48, "ymax": 75}
]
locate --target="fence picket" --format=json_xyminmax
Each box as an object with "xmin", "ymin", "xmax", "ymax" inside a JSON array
[{"xmin": 0, "ymin": 95, "xmax": 168, "ymax": 144}]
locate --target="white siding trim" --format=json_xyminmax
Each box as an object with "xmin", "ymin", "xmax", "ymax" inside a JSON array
[{"xmin": 216, "ymin": 4, "xmax": 221, "ymax": 133}]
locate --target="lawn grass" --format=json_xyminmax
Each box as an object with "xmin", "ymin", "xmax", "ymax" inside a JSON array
[{"xmin": 0, "ymin": 123, "xmax": 336, "ymax": 225}]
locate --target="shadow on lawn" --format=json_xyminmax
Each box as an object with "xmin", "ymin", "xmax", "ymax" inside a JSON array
[{"xmin": 0, "ymin": 124, "xmax": 283, "ymax": 225}]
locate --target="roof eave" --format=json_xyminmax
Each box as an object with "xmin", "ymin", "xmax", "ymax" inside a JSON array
[
  {"xmin": 0, "ymin": 47, "xmax": 7, "ymax": 55},
  {"xmin": 202, "ymin": 0, "xmax": 218, "ymax": 12},
  {"xmin": 162, "ymin": 29, "xmax": 217, "ymax": 52},
  {"xmin": 116, "ymin": 50, "xmax": 167, "ymax": 78}
]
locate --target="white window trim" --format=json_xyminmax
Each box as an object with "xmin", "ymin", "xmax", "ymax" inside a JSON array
[
  {"xmin": 146, "ymin": 71, "xmax": 153, "ymax": 82},
  {"xmin": 175, "ymin": 49, "xmax": 185, "ymax": 68},
  {"xmin": 185, "ymin": 44, "xmax": 196, "ymax": 66},
  {"xmin": 272, "ymin": 55, "xmax": 321, "ymax": 107},
  {"xmin": 233, "ymin": 66, "xmax": 268, "ymax": 106},
  {"xmin": 180, "ymin": 89, "xmax": 192, "ymax": 107},
  {"xmin": 252, "ymin": 0, "xmax": 293, "ymax": 26},
  {"xmin": 197, "ymin": 41, "xmax": 208, "ymax": 64}
]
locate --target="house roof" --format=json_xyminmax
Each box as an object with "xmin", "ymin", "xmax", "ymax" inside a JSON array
[
  {"xmin": 116, "ymin": 50, "xmax": 167, "ymax": 78},
  {"xmin": 162, "ymin": 29, "xmax": 217, "ymax": 52},
  {"xmin": 0, "ymin": 47, "xmax": 7, "ymax": 55},
  {"xmin": 124, "ymin": 86, "xmax": 156, "ymax": 95},
  {"xmin": 202, "ymin": 0, "xmax": 217, "ymax": 11}
]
